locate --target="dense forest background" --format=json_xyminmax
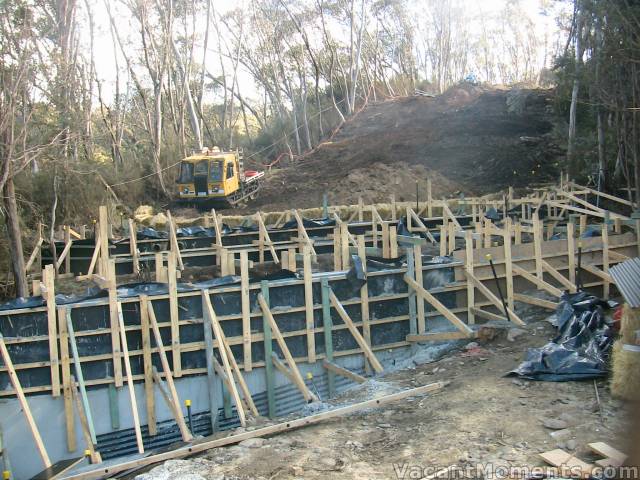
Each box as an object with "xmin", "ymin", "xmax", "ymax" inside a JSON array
[{"xmin": 1, "ymin": 0, "xmax": 639, "ymax": 297}]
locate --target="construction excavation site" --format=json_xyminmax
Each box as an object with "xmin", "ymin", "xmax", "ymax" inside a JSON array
[{"xmin": 1, "ymin": 153, "xmax": 640, "ymax": 480}]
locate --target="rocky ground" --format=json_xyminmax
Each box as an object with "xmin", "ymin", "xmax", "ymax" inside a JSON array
[{"xmin": 133, "ymin": 305, "xmax": 630, "ymax": 480}]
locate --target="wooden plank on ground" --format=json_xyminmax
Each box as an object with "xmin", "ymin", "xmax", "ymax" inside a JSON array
[
  {"xmin": 539, "ymin": 449, "xmax": 593, "ymax": 478},
  {"xmin": 60, "ymin": 383, "xmax": 446, "ymax": 480},
  {"xmin": 588, "ymin": 442, "xmax": 627, "ymax": 466},
  {"xmin": 30, "ymin": 457, "xmax": 84, "ymax": 480}
]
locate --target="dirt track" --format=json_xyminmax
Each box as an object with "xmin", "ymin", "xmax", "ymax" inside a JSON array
[{"xmin": 242, "ymin": 86, "xmax": 562, "ymax": 214}]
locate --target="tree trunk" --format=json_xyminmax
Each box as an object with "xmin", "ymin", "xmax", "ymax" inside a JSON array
[
  {"xmin": 3, "ymin": 176, "xmax": 28, "ymax": 298},
  {"xmin": 567, "ymin": 9, "xmax": 583, "ymax": 175}
]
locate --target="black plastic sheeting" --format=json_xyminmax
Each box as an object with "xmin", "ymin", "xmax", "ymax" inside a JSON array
[
  {"xmin": 508, "ymin": 292, "xmax": 615, "ymax": 381},
  {"xmin": 136, "ymin": 217, "xmax": 337, "ymax": 241}
]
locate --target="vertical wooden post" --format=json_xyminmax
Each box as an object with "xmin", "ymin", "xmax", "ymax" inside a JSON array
[
  {"xmin": 287, "ymin": 247, "xmax": 296, "ymax": 272},
  {"xmin": 154, "ymin": 252, "xmax": 163, "ymax": 282},
  {"xmin": 533, "ymin": 213, "xmax": 543, "ymax": 280},
  {"xmin": 201, "ymin": 292, "xmax": 219, "ymax": 431},
  {"xmin": 413, "ymin": 243, "xmax": 425, "ymax": 333},
  {"xmin": 303, "ymin": 246, "xmax": 316, "ymax": 363},
  {"xmin": 240, "ymin": 251, "xmax": 252, "ymax": 371},
  {"xmin": 333, "ymin": 226, "xmax": 342, "ymax": 271},
  {"xmin": 389, "ymin": 227, "xmax": 398, "ymax": 258},
  {"xmin": 567, "ymin": 221, "xmax": 577, "ymax": 290},
  {"xmin": 116, "ymin": 302, "xmax": 144, "ymax": 454},
  {"xmin": 257, "ymin": 213, "xmax": 265, "ymax": 264},
  {"xmin": 320, "ymin": 278, "xmax": 335, "ymax": 398},
  {"xmin": 579, "ymin": 215, "xmax": 587, "ymax": 236},
  {"xmin": 358, "ymin": 197, "xmax": 364, "ymax": 222},
  {"xmin": 503, "ymin": 218, "xmax": 514, "ymax": 311},
  {"xmin": 382, "ymin": 222, "xmax": 390, "ymax": 258},
  {"xmin": 439, "ymin": 224, "xmax": 447, "ymax": 257},
  {"xmin": 139, "ymin": 297, "xmax": 156, "ymax": 436},
  {"xmin": 340, "ymin": 223, "xmax": 350, "ymax": 270},
  {"xmin": 465, "ymin": 231, "xmax": 475, "ymax": 325},
  {"xmin": 614, "ymin": 217, "xmax": 622, "ymax": 234},
  {"xmin": 57, "ymin": 306, "xmax": 76, "ymax": 452},
  {"xmin": 447, "ymin": 220, "xmax": 456, "ymax": 254},
  {"xmin": 602, "ymin": 224, "xmax": 610, "ymax": 299},
  {"xmin": 128, "ymin": 219, "xmax": 140, "ymax": 276},
  {"xmin": 167, "ymin": 250, "xmax": 181, "ymax": 377},
  {"xmin": 107, "ymin": 259, "xmax": 123, "ymax": 387},
  {"xmin": 514, "ymin": 222, "xmax": 522, "ymax": 245},
  {"xmin": 483, "ymin": 218, "xmax": 492, "ymax": 248},
  {"xmin": 406, "ymin": 246, "xmax": 417, "ymax": 334},
  {"xmin": 44, "ymin": 264, "xmax": 60, "ymax": 397},
  {"xmin": 98, "ymin": 206, "xmax": 109, "ymax": 277},
  {"xmin": 261, "ymin": 281, "xmax": 276, "ymax": 419},
  {"xmin": 357, "ymin": 236, "xmax": 371, "ymax": 372},
  {"xmin": 64, "ymin": 226, "xmax": 71, "ymax": 274}
]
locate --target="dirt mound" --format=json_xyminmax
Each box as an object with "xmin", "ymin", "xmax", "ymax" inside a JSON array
[{"xmin": 241, "ymin": 85, "xmax": 562, "ymax": 214}]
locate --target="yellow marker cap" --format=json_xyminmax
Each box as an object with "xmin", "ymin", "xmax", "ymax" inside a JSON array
[
  {"xmin": 84, "ymin": 449, "xmax": 91, "ymax": 457},
  {"xmin": 185, "ymin": 399, "xmax": 191, "ymax": 407},
  {"xmin": 578, "ymin": 241, "xmax": 583, "ymax": 248},
  {"xmin": 3, "ymin": 471, "xmax": 11, "ymax": 480},
  {"xmin": 306, "ymin": 372, "xmax": 313, "ymax": 380},
  {"xmin": 485, "ymin": 254, "xmax": 492, "ymax": 261}
]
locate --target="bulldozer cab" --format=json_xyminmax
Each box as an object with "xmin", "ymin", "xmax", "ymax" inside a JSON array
[{"xmin": 176, "ymin": 151, "xmax": 239, "ymax": 200}]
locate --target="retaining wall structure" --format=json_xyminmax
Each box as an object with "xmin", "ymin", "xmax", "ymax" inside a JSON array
[{"xmin": 1, "ymin": 177, "xmax": 639, "ymax": 479}]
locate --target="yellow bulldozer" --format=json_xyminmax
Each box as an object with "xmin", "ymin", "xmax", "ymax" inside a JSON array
[{"xmin": 175, "ymin": 147, "xmax": 264, "ymax": 208}]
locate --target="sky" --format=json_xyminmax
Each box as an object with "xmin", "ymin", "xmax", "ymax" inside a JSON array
[{"xmin": 79, "ymin": 0, "xmax": 569, "ymax": 102}]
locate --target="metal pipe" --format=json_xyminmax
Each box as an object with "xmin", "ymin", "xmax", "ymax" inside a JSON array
[
  {"xmin": 185, "ymin": 400, "xmax": 194, "ymax": 435},
  {"xmin": 486, "ymin": 253, "xmax": 510, "ymax": 322},
  {"xmin": 577, "ymin": 241, "xmax": 583, "ymax": 290}
]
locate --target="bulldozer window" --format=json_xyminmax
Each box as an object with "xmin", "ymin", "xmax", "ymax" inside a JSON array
[
  {"xmin": 194, "ymin": 160, "xmax": 208, "ymax": 176},
  {"xmin": 178, "ymin": 162, "xmax": 194, "ymax": 183},
  {"xmin": 209, "ymin": 160, "xmax": 223, "ymax": 181},
  {"xmin": 226, "ymin": 163, "xmax": 234, "ymax": 180}
]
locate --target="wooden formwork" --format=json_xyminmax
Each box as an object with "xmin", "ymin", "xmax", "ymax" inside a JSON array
[{"xmin": 1, "ymin": 177, "xmax": 639, "ymax": 476}]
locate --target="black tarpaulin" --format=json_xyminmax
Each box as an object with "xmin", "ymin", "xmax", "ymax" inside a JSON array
[{"xmin": 508, "ymin": 292, "xmax": 614, "ymax": 381}]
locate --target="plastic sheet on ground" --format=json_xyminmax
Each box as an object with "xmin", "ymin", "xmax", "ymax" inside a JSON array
[{"xmin": 508, "ymin": 292, "xmax": 615, "ymax": 381}]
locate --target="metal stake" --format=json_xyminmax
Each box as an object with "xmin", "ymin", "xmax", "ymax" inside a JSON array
[{"xmin": 486, "ymin": 254, "xmax": 510, "ymax": 322}]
